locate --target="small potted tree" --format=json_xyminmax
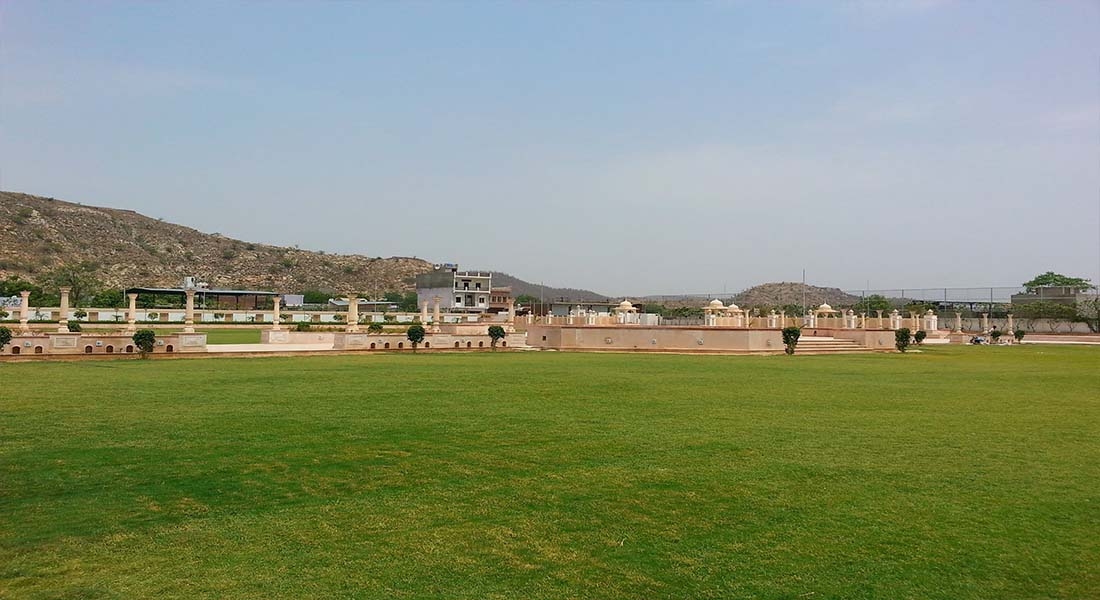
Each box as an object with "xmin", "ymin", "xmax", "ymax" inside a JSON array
[
  {"xmin": 895, "ymin": 328, "xmax": 911, "ymax": 353},
  {"xmin": 132, "ymin": 329, "xmax": 156, "ymax": 358},
  {"xmin": 488, "ymin": 325, "xmax": 506, "ymax": 351},
  {"xmin": 406, "ymin": 324, "xmax": 425, "ymax": 352},
  {"xmin": 781, "ymin": 326, "xmax": 801, "ymax": 355},
  {"xmin": 1013, "ymin": 329, "xmax": 1026, "ymax": 343},
  {"xmin": 914, "ymin": 330, "xmax": 927, "ymax": 345}
]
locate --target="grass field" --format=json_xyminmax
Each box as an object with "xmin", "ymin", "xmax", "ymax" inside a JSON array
[
  {"xmin": 190, "ymin": 329, "xmax": 262, "ymax": 344},
  {"xmin": 2, "ymin": 346, "xmax": 1097, "ymax": 599}
]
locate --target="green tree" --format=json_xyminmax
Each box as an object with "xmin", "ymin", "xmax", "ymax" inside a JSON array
[
  {"xmin": 400, "ymin": 292, "xmax": 419, "ymax": 313},
  {"xmin": 1015, "ymin": 301, "xmax": 1079, "ymax": 332},
  {"xmin": 73, "ymin": 309, "xmax": 88, "ymax": 321},
  {"xmin": 132, "ymin": 329, "xmax": 156, "ymax": 358},
  {"xmin": 1023, "ymin": 272, "xmax": 1094, "ymax": 293},
  {"xmin": 488, "ymin": 325, "xmax": 506, "ymax": 350},
  {"xmin": 301, "ymin": 290, "xmax": 331, "ymax": 304},
  {"xmin": 406, "ymin": 324, "xmax": 425, "ymax": 352},
  {"xmin": 853, "ymin": 295, "xmax": 892, "ymax": 313},
  {"xmin": 0, "ymin": 326, "xmax": 12, "ymax": 353},
  {"xmin": 515, "ymin": 294, "xmax": 538, "ymax": 305},
  {"xmin": 93, "ymin": 289, "xmax": 125, "ymax": 309},
  {"xmin": 0, "ymin": 276, "xmax": 50, "ymax": 306},
  {"xmin": 45, "ymin": 262, "xmax": 101, "ymax": 307}
]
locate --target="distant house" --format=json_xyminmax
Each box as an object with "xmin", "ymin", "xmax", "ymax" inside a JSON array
[{"xmin": 1011, "ymin": 286, "xmax": 1094, "ymax": 307}]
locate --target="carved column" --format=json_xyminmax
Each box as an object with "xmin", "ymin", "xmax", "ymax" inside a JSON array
[
  {"xmin": 19, "ymin": 290, "xmax": 30, "ymax": 334},
  {"xmin": 346, "ymin": 295, "xmax": 360, "ymax": 332},
  {"xmin": 271, "ymin": 295, "xmax": 282, "ymax": 331},
  {"xmin": 126, "ymin": 293, "xmax": 138, "ymax": 333},
  {"xmin": 183, "ymin": 289, "xmax": 196, "ymax": 333},
  {"xmin": 57, "ymin": 287, "xmax": 71, "ymax": 332}
]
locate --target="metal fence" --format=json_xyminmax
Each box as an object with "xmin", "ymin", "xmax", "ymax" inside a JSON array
[{"xmin": 843, "ymin": 287, "xmax": 1026, "ymax": 308}]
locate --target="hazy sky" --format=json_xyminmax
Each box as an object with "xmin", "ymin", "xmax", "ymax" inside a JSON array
[{"xmin": 2, "ymin": 1, "xmax": 1098, "ymax": 296}]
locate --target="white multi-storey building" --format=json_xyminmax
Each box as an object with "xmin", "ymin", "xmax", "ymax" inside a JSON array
[{"xmin": 415, "ymin": 263, "xmax": 492, "ymax": 313}]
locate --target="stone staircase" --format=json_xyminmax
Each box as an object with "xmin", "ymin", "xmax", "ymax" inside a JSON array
[{"xmin": 796, "ymin": 336, "xmax": 876, "ymax": 355}]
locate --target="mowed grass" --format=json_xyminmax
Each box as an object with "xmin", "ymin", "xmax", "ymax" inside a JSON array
[
  {"xmin": 1, "ymin": 346, "xmax": 1097, "ymax": 599},
  {"xmin": 192, "ymin": 329, "xmax": 262, "ymax": 344}
]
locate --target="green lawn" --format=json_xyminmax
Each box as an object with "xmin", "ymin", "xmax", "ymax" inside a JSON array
[
  {"xmin": 1, "ymin": 346, "xmax": 1097, "ymax": 599},
  {"xmin": 192, "ymin": 329, "xmax": 262, "ymax": 344}
]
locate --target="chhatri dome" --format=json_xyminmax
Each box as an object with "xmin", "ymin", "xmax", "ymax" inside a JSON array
[{"xmin": 708, "ymin": 299, "xmax": 725, "ymax": 309}]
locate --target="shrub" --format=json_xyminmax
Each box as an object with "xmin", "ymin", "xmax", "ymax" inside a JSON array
[
  {"xmin": 0, "ymin": 309, "xmax": 8, "ymax": 320},
  {"xmin": 895, "ymin": 328, "xmax": 911, "ymax": 353},
  {"xmin": 406, "ymin": 324, "xmax": 426, "ymax": 352},
  {"xmin": 1014, "ymin": 329, "xmax": 1026, "ymax": 342},
  {"xmin": 488, "ymin": 325, "xmax": 506, "ymax": 350},
  {"xmin": 367, "ymin": 322, "xmax": 384, "ymax": 334},
  {"xmin": 73, "ymin": 309, "xmax": 88, "ymax": 321},
  {"xmin": 67, "ymin": 322, "xmax": 82, "ymax": 332},
  {"xmin": 914, "ymin": 330, "xmax": 927, "ymax": 345},
  {"xmin": 990, "ymin": 329, "xmax": 1002, "ymax": 343},
  {"xmin": 0, "ymin": 326, "xmax": 12, "ymax": 352},
  {"xmin": 132, "ymin": 329, "xmax": 156, "ymax": 358},
  {"xmin": 295, "ymin": 322, "xmax": 312, "ymax": 332},
  {"xmin": 781, "ymin": 327, "xmax": 801, "ymax": 355}
]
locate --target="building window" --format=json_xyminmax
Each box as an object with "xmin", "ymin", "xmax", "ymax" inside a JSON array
[
  {"xmin": 455, "ymin": 296, "xmax": 461, "ymax": 304},
  {"xmin": 475, "ymin": 283, "xmax": 482, "ymax": 290}
]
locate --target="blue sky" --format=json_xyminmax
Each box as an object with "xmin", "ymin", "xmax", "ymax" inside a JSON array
[{"xmin": 2, "ymin": 1, "xmax": 1098, "ymax": 296}]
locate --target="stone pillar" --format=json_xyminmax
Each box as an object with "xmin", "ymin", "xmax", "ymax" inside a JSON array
[
  {"xmin": 1007, "ymin": 313, "xmax": 1015, "ymax": 334},
  {"xmin": 126, "ymin": 293, "xmax": 138, "ymax": 333},
  {"xmin": 183, "ymin": 289, "xmax": 196, "ymax": 333},
  {"xmin": 981, "ymin": 312, "xmax": 990, "ymax": 331},
  {"xmin": 507, "ymin": 298, "xmax": 516, "ymax": 323},
  {"xmin": 421, "ymin": 301, "xmax": 429, "ymax": 324},
  {"xmin": 875, "ymin": 310, "xmax": 884, "ymax": 329},
  {"xmin": 779, "ymin": 311, "xmax": 786, "ymax": 329},
  {"xmin": 889, "ymin": 310, "xmax": 900, "ymax": 329},
  {"xmin": 57, "ymin": 287, "xmax": 71, "ymax": 332},
  {"xmin": 272, "ymin": 295, "xmax": 283, "ymax": 331},
  {"xmin": 859, "ymin": 313, "xmax": 867, "ymax": 329},
  {"xmin": 346, "ymin": 295, "xmax": 360, "ymax": 332},
  {"xmin": 432, "ymin": 296, "xmax": 442, "ymax": 332},
  {"xmin": 19, "ymin": 290, "xmax": 30, "ymax": 334}
]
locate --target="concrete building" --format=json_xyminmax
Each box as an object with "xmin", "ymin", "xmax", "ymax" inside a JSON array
[
  {"xmin": 488, "ymin": 286, "xmax": 513, "ymax": 313},
  {"xmin": 1010, "ymin": 286, "xmax": 1095, "ymax": 307},
  {"xmin": 415, "ymin": 263, "xmax": 492, "ymax": 313}
]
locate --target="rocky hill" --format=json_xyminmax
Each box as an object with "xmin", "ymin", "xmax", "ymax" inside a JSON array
[
  {"xmin": 733, "ymin": 282, "xmax": 859, "ymax": 308},
  {"xmin": 488, "ymin": 272, "xmax": 608, "ymax": 302},
  {"xmin": 0, "ymin": 191, "xmax": 433, "ymax": 296}
]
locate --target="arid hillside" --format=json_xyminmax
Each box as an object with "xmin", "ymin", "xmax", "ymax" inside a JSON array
[{"xmin": 0, "ymin": 191, "xmax": 433, "ymax": 295}]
